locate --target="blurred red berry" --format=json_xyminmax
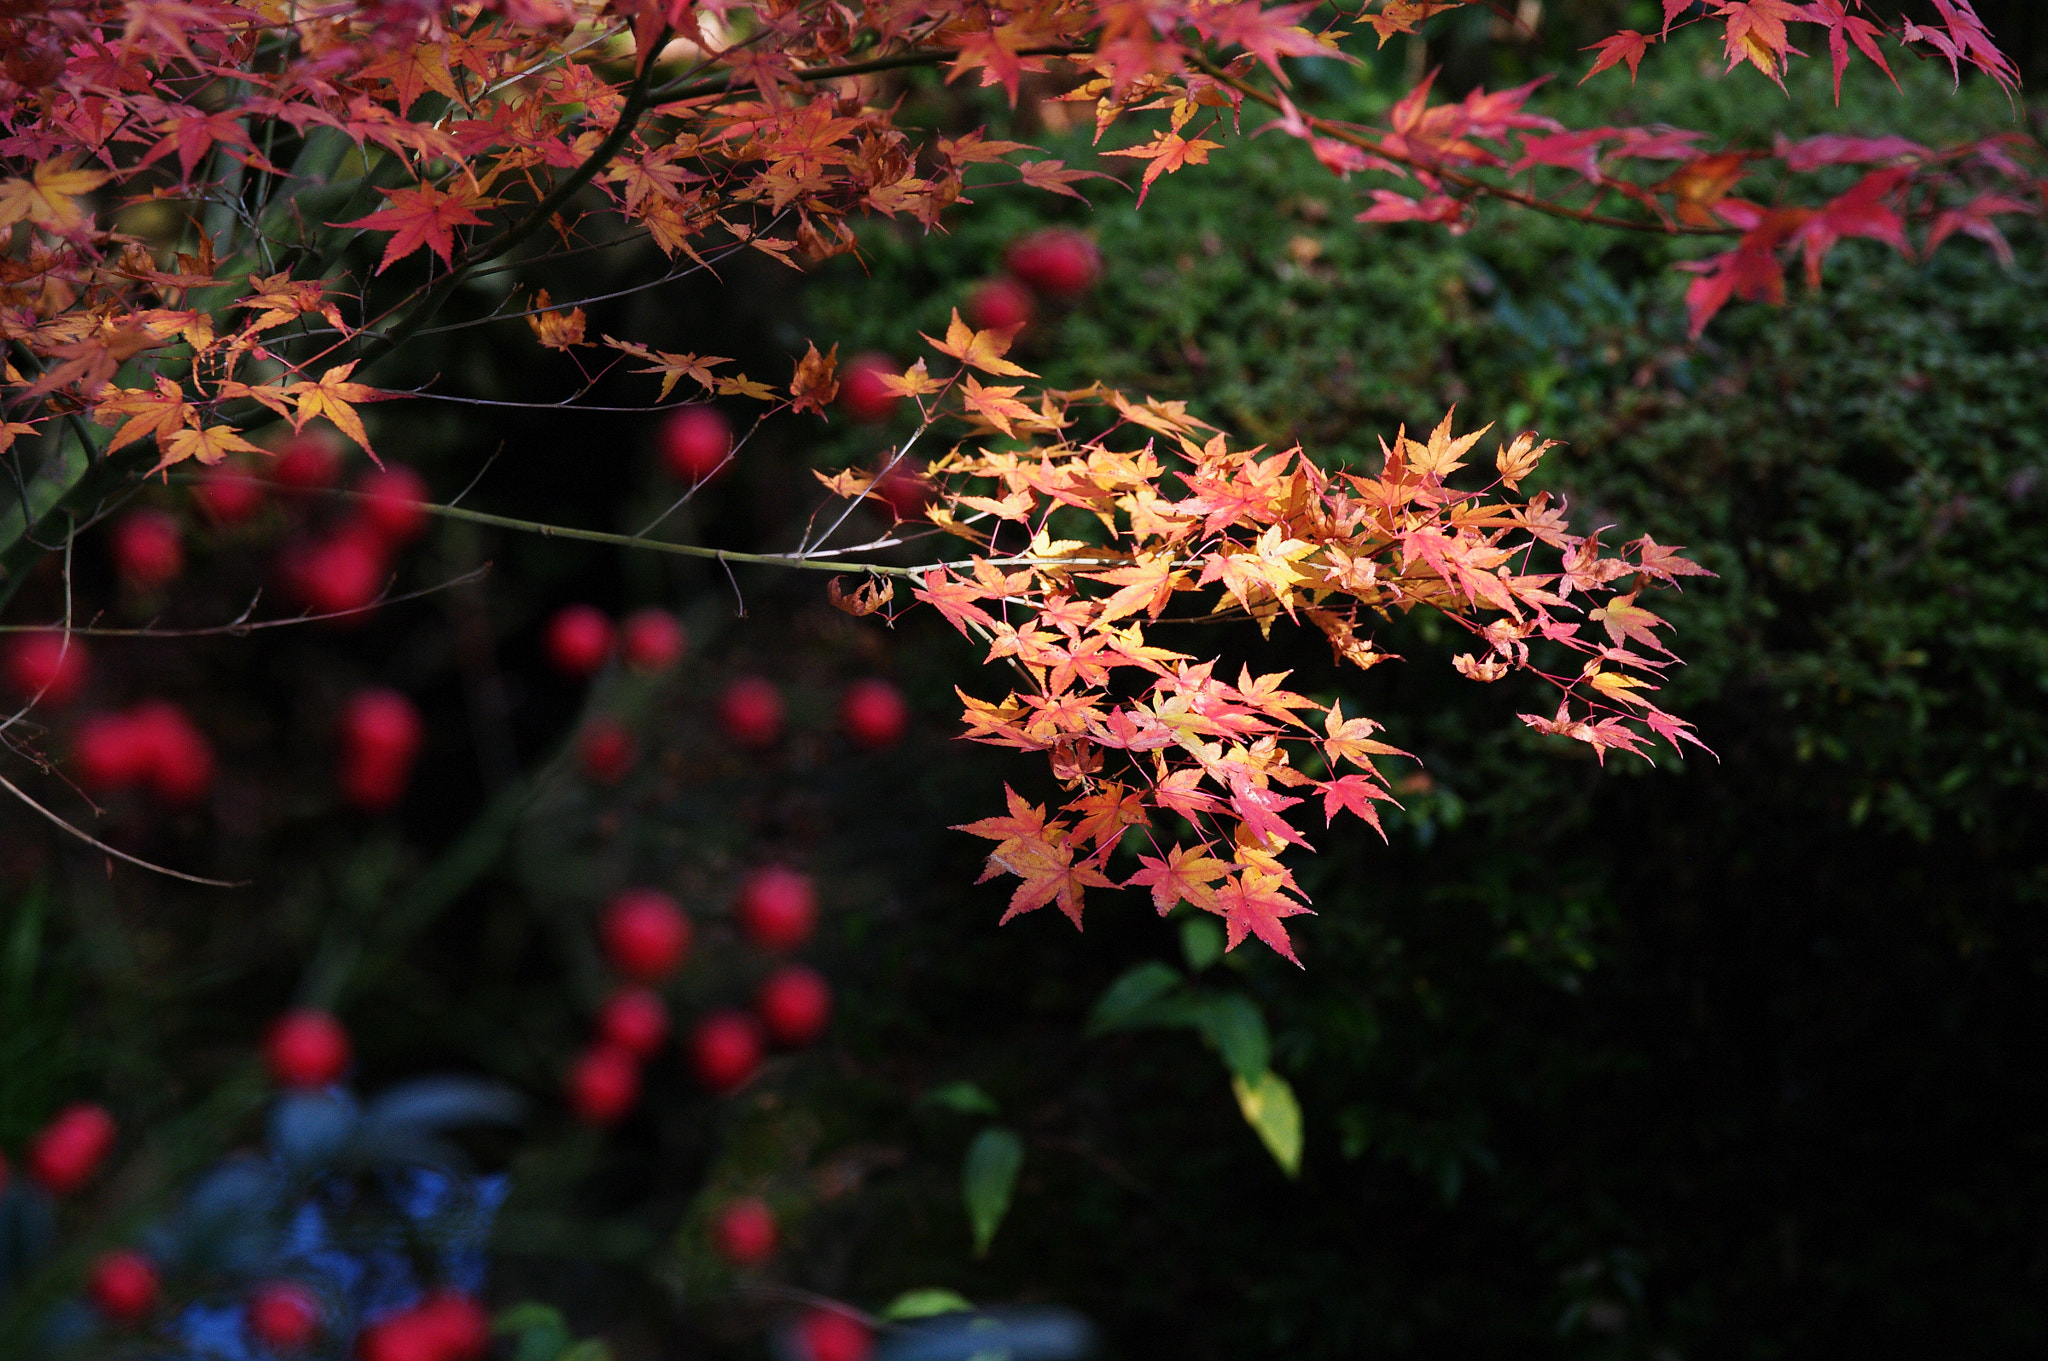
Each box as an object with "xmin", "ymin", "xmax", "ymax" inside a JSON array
[
  {"xmin": 601, "ymin": 889, "xmax": 692, "ymax": 982},
  {"xmin": 246, "ymin": 1281, "xmax": 323, "ymax": 1353},
  {"xmin": 619, "ymin": 608, "xmax": 686, "ymax": 672},
  {"xmin": 265, "ymin": 1010, "xmax": 351, "ymax": 1088},
  {"xmin": 567, "ymin": 1044, "xmax": 640, "ymax": 1124},
  {"xmin": 194, "ymin": 460, "xmax": 267, "ymax": 525},
  {"xmin": 966, "ymin": 276, "xmax": 1033, "ymax": 333},
  {"xmin": 1006, "ymin": 228, "xmax": 1101, "ymax": 296},
  {"xmin": 413, "ymin": 1292, "xmax": 490, "ymax": 1361},
  {"xmin": 578, "ymin": 718, "xmax": 635, "ymax": 784},
  {"xmin": 112, "ymin": 509, "xmax": 183, "ymax": 590},
  {"xmin": 837, "ymin": 353, "xmax": 900, "ymax": 422},
  {"xmin": 338, "ymin": 689, "xmax": 424, "ymax": 811},
  {"xmin": 358, "ymin": 465, "xmax": 430, "ymax": 545},
  {"xmin": 597, "ymin": 987, "xmax": 669, "ymax": 1058},
  {"xmin": 272, "ymin": 432, "xmax": 344, "ymax": 492},
  {"xmin": 129, "ymin": 699, "xmax": 213, "ymax": 805},
  {"xmin": 870, "ymin": 466, "xmax": 933, "ymax": 523},
  {"xmin": 545, "ymin": 604, "xmax": 613, "ymax": 677},
  {"xmin": 839, "ymin": 678, "xmax": 908, "ymax": 750},
  {"xmin": 283, "ymin": 526, "xmax": 388, "ymax": 615},
  {"xmin": 88, "ymin": 1249, "xmax": 158, "ymax": 1325},
  {"xmin": 756, "ymin": 965, "xmax": 832, "ymax": 1048},
  {"xmin": 690, "ymin": 1011, "xmax": 763, "ymax": 1093},
  {"xmin": 717, "ymin": 676, "xmax": 783, "ymax": 748},
  {"xmin": 27, "ymin": 1102, "xmax": 116, "ymax": 1195},
  {"xmin": 737, "ymin": 867, "xmax": 817, "ymax": 952},
  {"xmin": 73, "ymin": 711, "xmax": 149, "ymax": 792},
  {"xmin": 4, "ymin": 631, "xmax": 89, "ymax": 706},
  {"xmin": 660, "ymin": 406, "xmax": 732, "ymax": 482},
  {"xmin": 711, "ymin": 1196, "xmax": 778, "ymax": 1267},
  {"xmin": 793, "ymin": 1308, "xmax": 873, "ymax": 1361}
]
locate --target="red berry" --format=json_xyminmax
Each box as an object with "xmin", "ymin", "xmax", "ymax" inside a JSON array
[
  {"xmin": 1006, "ymin": 228, "xmax": 1101, "ymax": 296},
  {"xmin": 545, "ymin": 604, "xmax": 613, "ymax": 677},
  {"xmin": 839, "ymin": 679, "xmax": 907, "ymax": 751},
  {"xmin": 756, "ymin": 965, "xmax": 832, "ymax": 1048},
  {"xmin": 597, "ymin": 987, "xmax": 668, "ymax": 1058},
  {"xmin": 282, "ymin": 527, "xmax": 388, "ymax": 615},
  {"xmin": 4, "ymin": 631, "xmax": 89, "ymax": 706},
  {"xmin": 578, "ymin": 718, "xmax": 635, "ymax": 784},
  {"xmin": 793, "ymin": 1308, "xmax": 873, "ymax": 1361},
  {"xmin": 129, "ymin": 699, "xmax": 213, "ymax": 805},
  {"xmin": 265, "ymin": 1010, "xmax": 351, "ymax": 1088},
  {"xmin": 736, "ymin": 867, "xmax": 817, "ymax": 952},
  {"xmin": 567, "ymin": 1044, "xmax": 640, "ymax": 1124},
  {"xmin": 689, "ymin": 1011, "xmax": 764, "ymax": 1094},
  {"xmin": 194, "ymin": 461, "xmax": 266, "ymax": 525},
  {"xmin": 870, "ymin": 467, "xmax": 932, "ymax": 523},
  {"xmin": 73, "ymin": 711, "xmax": 148, "ymax": 792},
  {"xmin": 717, "ymin": 676, "xmax": 783, "ymax": 748},
  {"xmin": 966, "ymin": 277, "xmax": 1033, "ymax": 333},
  {"xmin": 27, "ymin": 1102, "xmax": 116, "ymax": 1195},
  {"xmin": 413, "ymin": 1292, "xmax": 490, "ymax": 1361},
  {"xmin": 358, "ymin": 465, "xmax": 431, "ymax": 545},
  {"xmin": 711, "ymin": 1196, "xmax": 777, "ymax": 1267},
  {"xmin": 600, "ymin": 889, "xmax": 692, "ymax": 982},
  {"xmin": 246, "ymin": 1281, "xmax": 323, "ymax": 1353},
  {"xmin": 620, "ymin": 609, "xmax": 686, "ymax": 672},
  {"xmin": 87, "ymin": 1249, "xmax": 158, "ymax": 1325},
  {"xmin": 112, "ymin": 509, "xmax": 183, "ymax": 589},
  {"xmin": 356, "ymin": 1314, "xmax": 437, "ymax": 1361},
  {"xmin": 837, "ymin": 353, "xmax": 900, "ymax": 423},
  {"xmin": 660, "ymin": 406, "xmax": 733, "ymax": 482},
  {"xmin": 338, "ymin": 689, "xmax": 424, "ymax": 811},
  {"xmin": 272, "ymin": 432, "xmax": 343, "ymax": 492}
]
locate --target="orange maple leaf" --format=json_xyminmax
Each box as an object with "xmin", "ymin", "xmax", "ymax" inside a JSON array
[
  {"xmin": 922, "ymin": 309, "xmax": 1036, "ymax": 377},
  {"xmin": 283, "ymin": 362, "xmax": 382, "ymax": 459},
  {"xmin": 1126, "ymin": 843, "xmax": 1231, "ymax": 916},
  {"xmin": 1216, "ymin": 870, "xmax": 1313, "ymax": 966}
]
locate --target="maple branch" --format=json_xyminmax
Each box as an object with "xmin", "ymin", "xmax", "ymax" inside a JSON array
[
  {"xmin": 0, "ymin": 769, "xmax": 247, "ymax": 888},
  {"xmin": 646, "ymin": 43, "xmax": 1091, "ymax": 103},
  {"xmin": 1194, "ymin": 59, "xmax": 1731, "ymax": 237}
]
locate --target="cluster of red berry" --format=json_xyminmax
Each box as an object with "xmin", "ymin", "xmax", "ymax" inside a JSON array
[
  {"xmin": 540, "ymin": 601, "xmax": 688, "ymax": 783},
  {"xmin": 965, "ymin": 227, "xmax": 1102, "ymax": 335}
]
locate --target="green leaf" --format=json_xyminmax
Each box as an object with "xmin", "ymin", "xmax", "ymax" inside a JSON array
[
  {"xmin": 1180, "ymin": 915, "xmax": 1224, "ymax": 971},
  {"xmin": 923, "ymin": 1080, "xmax": 1001, "ymax": 1116},
  {"xmin": 1232, "ymin": 1069, "xmax": 1303, "ymax": 1178},
  {"xmin": 558, "ymin": 1343, "xmax": 613, "ymax": 1361},
  {"xmin": 1191, "ymin": 992, "xmax": 1270, "ymax": 1081},
  {"xmin": 493, "ymin": 1304, "xmax": 565, "ymax": 1336},
  {"xmin": 1085, "ymin": 960, "xmax": 1182, "ymax": 1034},
  {"xmin": 962, "ymin": 1125, "xmax": 1025, "ymax": 1257},
  {"xmin": 882, "ymin": 1288, "xmax": 976, "ymax": 1320}
]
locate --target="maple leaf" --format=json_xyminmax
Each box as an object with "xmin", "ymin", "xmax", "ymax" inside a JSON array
[
  {"xmin": 916, "ymin": 568, "xmax": 998, "ymax": 636},
  {"xmin": 1069, "ymin": 781, "xmax": 1150, "ymax": 850},
  {"xmin": 1215, "ymin": 871, "xmax": 1313, "ymax": 966},
  {"xmin": 1356, "ymin": 190, "xmax": 1467, "ymax": 231},
  {"xmin": 1581, "ymin": 30, "xmax": 1654, "ymax": 85},
  {"xmin": 1495, "ymin": 430, "xmax": 1558, "ymax": 490},
  {"xmin": 1589, "ymin": 590, "xmax": 1676, "ymax": 656},
  {"xmin": 526, "ymin": 289, "xmax": 587, "ymax": 350},
  {"xmin": 960, "ymin": 375, "xmax": 1038, "ymax": 438},
  {"xmin": 93, "ymin": 379, "xmax": 192, "ymax": 457},
  {"xmin": 827, "ymin": 575, "xmax": 895, "ymax": 617},
  {"xmin": 1406, "ymin": 408, "xmax": 1490, "ymax": 478},
  {"xmin": 790, "ymin": 341, "xmax": 839, "ymax": 416},
  {"xmin": 604, "ymin": 338, "xmax": 729, "ymax": 400},
  {"xmin": 1319, "ymin": 773, "xmax": 1392, "ymax": 837},
  {"xmin": 1791, "ymin": 167, "xmax": 1912, "ymax": 287},
  {"xmin": 1322, "ymin": 700, "xmax": 1406, "ymax": 769},
  {"xmin": 159, "ymin": 424, "xmax": 264, "ymax": 473},
  {"xmin": 1715, "ymin": 0, "xmax": 1805, "ymax": 86},
  {"xmin": 1925, "ymin": 193, "xmax": 2034, "ymax": 268},
  {"xmin": 337, "ymin": 182, "xmax": 497, "ymax": 273},
  {"xmin": 1226, "ymin": 770, "xmax": 1311, "ymax": 851},
  {"xmin": 1105, "ymin": 129, "xmax": 1223, "ymax": 206},
  {"xmin": 1017, "ymin": 159, "xmax": 1113, "ymax": 201},
  {"xmin": 1126, "ymin": 843, "xmax": 1231, "ymax": 916},
  {"xmin": 0, "ymin": 160, "xmax": 110, "ymax": 234},
  {"xmin": 878, "ymin": 358, "xmax": 946, "ymax": 398},
  {"xmin": 922, "ymin": 309, "xmax": 1036, "ymax": 378},
  {"xmin": 1627, "ymin": 535, "xmax": 1715, "ymax": 587},
  {"xmin": 283, "ymin": 363, "xmax": 382, "ymax": 459},
  {"xmin": 1085, "ymin": 553, "xmax": 1187, "ymax": 622}
]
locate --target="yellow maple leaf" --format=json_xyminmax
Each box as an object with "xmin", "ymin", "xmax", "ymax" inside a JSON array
[
  {"xmin": 284, "ymin": 362, "xmax": 381, "ymax": 458},
  {"xmin": 922, "ymin": 309, "xmax": 1036, "ymax": 378},
  {"xmin": 0, "ymin": 160, "xmax": 111, "ymax": 234}
]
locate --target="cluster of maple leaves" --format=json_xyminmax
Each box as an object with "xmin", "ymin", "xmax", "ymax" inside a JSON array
[{"xmin": 0, "ymin": 0, "xmax": 2033, "ymax": 958}]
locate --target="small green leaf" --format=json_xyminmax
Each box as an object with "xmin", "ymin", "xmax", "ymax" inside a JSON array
[
  {"xmin": 1191, "ymin": 992, "xmax": 1270, "ymax": 1081},
  {"xmin": 962, "ymin": 1125, "xmax": 1025, "ymax": 1257},
  {"xmin": 558, "ymin": 1343, "xmax": 613, "ymax": 1361},
  {"xmin": 923, "ymin": 1080, "xmax": 1001, "ymax": 1116},
  {"xmin": 493, "ymin": 1303, "xmax": 564, "ymax": 1336},
  {"xmin": 1180, "ymin": 915, "xmax": 1224, "ymax": 971},
  {"xmin": 1232, "ymin": 1069, "xmax": 1303, "ymax": 1177},
  {"xmin": 1086, "ymin": 960, "xmax": 1182, "ymax": 1034},
  {"xmin": 882, "ymin": 1288, "xmax": 976, "ymax": 1320}
]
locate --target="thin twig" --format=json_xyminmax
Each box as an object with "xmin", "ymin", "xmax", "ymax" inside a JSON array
[{"xmin": 0, "ymin": 771, "xmax": 248, "ymax": 888}]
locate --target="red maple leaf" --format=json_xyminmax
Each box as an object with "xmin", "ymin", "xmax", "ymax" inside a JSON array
[
  {"xmin": 337, "ymin": 182, "xmax": 497, "ymax": 273},
  {"xmin": 1216, "ymin": 871, "xmax": 1314, "ymax": 966}
]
